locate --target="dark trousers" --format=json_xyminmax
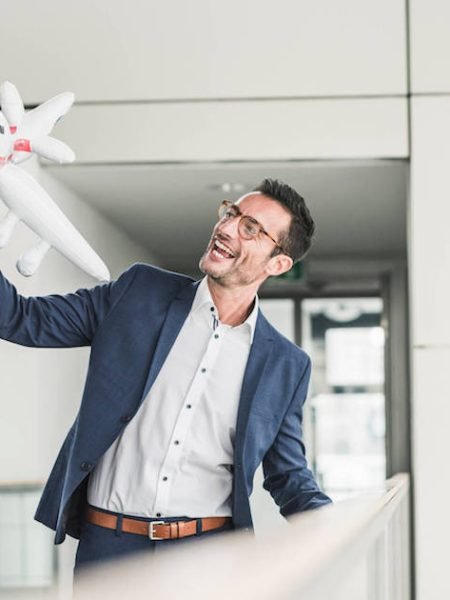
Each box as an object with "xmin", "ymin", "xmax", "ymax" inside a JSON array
[{"xmin": 74, "ymin": 506, "xmax": 234, "ymax": 574}]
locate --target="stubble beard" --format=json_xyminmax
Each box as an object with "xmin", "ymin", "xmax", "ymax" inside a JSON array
[
  {"xmin": 199, "ymin": 251, "xmax": 263, "ymax": 289},
  {"xmin": 198, "ymin": 252, "xmax": 231, "ymax": 286}
]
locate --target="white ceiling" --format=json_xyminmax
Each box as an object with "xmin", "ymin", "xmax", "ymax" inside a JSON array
[{"xmin": 44, "ymin": 159, "xmax": 407, "ymax": 274}]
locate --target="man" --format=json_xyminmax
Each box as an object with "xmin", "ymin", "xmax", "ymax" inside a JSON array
[{"xmin": 0, "ymin": 177, "xmax": 331, "ymax": 568}]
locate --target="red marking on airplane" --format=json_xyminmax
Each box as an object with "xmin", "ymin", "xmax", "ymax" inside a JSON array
[{"xmin": 13, "ymin": 139, "xmax": 31, "ymax": 152}]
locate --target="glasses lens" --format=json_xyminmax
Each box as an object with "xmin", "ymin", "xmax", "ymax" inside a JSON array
[{"xmin": 239, "ymin": 216, "xmax": 260, "ymax": 239}]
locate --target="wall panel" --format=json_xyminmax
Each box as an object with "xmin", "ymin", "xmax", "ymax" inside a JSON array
[
  {"xmin": 54, "ymin": 98, "xmax": 408, "ymax": 163},
  {"xmin": 410, "ymin": 0, "xmax": 450, "ymax": 93},
  {"xmin": 0, "ymin": 0, "xmax": 407, "ymax": 103},
  {"xmin": 410, "ymin": 97, "xmax": 450, "ymax": 346}
]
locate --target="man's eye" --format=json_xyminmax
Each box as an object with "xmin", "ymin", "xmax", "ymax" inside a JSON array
[
  {"xmin": 224, "ymin": 210, "xmax": 236, "ymax": 219},
  {"xmin": 243, "ymin": 220, "xmax": 259, "ymax": 236}
]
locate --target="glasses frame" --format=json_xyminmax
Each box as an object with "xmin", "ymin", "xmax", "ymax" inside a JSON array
[{"xmin": 217, "ymin": 200, "xmax": 290, "ymax": 257}]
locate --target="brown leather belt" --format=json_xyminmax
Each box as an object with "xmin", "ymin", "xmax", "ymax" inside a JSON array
[{"xmin": 86, "ymin": 507, "xmax": 232, "ymax": 540}]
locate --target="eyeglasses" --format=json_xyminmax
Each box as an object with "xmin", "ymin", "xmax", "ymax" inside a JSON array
[{"xmin": 217, "ymin": 200, "xmax": 289, "ymax": 257}]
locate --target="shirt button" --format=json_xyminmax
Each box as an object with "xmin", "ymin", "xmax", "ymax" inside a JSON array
[
  {"xmin": 156, "ymin": 513, "xmax": 162, "ymax": 517},
  {"xmin": 162, "ymin": 476, "xmax": 168, "ymax": 481},
  {"xmin": 214, "ymin": 334, "xmax": 219, "ymax": 339},
  {"xmin": 174, "ymin": 440, "xmax": 180, "ymax": 445},
  {"xmin": 210, "ymin": 306, "xmax": 215, "ymax": 312},
  {"xmin": 120, "ymin": 415, "xmax": 132, "ymax": 423},
  {"xmin": 80, "ymin": 462, "xmax": 92, "ymax": 472},
  {"xmin": 201, "ymin": 368, "xmax": 207, "ymax": 373},
  {"xmin": 186, "ymin": 404, "xmax": 192, "ymax": 409}
]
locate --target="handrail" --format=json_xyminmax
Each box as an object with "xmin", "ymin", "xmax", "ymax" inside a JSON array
[
  {"xmin": 76, "ymin": 473, "xmax": 410, "ymax": 600},
  {"xmin": 0, "ymin": 481, "xmax": 44, "ymax": 491}
]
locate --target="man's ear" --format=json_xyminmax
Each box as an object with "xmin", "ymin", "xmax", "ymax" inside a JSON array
[{"xmin": 266, "ymin": 254, "xmax": 294, "ymax": 277}]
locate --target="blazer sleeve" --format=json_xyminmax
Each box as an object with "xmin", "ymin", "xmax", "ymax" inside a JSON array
[
  {"xmin": 0, "ymin": 264, "xmax": 137, "ymax": 348},
  {"xmin": 262, "ymin": 357, "xmax": 333, "ymax": 516}
]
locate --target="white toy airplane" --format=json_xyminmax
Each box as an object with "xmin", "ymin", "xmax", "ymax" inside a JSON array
[{"xmin": 0, "ymin": 81, "xmax": 110, "ymax": 281}]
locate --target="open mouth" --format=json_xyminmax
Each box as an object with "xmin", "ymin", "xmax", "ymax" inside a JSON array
[{"xmin": 210, "ymin": 238, "xmax": 236, "ymax": 259}]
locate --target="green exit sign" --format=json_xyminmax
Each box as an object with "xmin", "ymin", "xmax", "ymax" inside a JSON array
[{"xmin": 276, "ymin": 261, "xmax": 304, "ymax": 281}]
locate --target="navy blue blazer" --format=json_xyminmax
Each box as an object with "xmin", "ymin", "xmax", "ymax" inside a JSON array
[{"xmin": 0, "ymin": 263, "xmax": 331, "ymax": 543}]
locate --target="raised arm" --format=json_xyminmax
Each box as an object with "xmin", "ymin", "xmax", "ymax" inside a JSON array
[{"xmin": 0, "ymin": 264, "xmax": 137, "ymax": 348}]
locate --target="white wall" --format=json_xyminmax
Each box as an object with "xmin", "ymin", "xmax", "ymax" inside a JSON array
[
  {"xmin": 409, "ymin": 3, "xmax": 450, "ymax": 598},
  {"xmin": 0, "ymin": 159, "xmax": 157, "ymax": 483},
  {"xmin": 55, "ymin": 98, "xmax": 408, "ymax": 164},
  {"xmin": 409, "ymin": 97, "xmax": 450, "ymax": 600},
  {"xmin": 410, "ymin": 0, "xmax": 450, "ymax": 93},
  {"xmin": 1, "ymin": 1, "xmax": 406, "ymax": 103}
]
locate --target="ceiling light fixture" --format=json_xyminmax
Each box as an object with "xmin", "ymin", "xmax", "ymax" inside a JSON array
[{"xmin": 209, "ymin": 182, "xmax": 248, "ymax": 194}]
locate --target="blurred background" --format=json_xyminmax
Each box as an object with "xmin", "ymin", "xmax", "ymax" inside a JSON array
[{"xmin": 0, "ymin": 1, "xmax": 448, "ymax": 598}]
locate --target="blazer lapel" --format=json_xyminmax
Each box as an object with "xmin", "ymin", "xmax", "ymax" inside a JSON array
[
  {"xmin": 234, "ymin": 312, "xmax": 274, "ymax": 459},
  {"xmin": 140, "ymin": 280, "xmax": 200, "ymax": 401}
]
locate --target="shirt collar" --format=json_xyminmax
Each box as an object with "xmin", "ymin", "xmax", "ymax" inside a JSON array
[{"xmin": 192, "ymin": 277, "xmax": 259, "ymax": 343}]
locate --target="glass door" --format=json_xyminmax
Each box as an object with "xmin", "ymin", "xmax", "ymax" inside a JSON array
[
  {"xmin": 301, "ymin": 298, "xmax": 386, "ymax": 500},
  {"xmin": 250, "ymin": 295, "xmax": 387, "ymax": 532}
]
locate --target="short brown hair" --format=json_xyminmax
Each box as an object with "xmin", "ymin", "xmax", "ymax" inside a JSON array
[{"xmin": 254, "ymin": 178, "xmax": 315, "ymax": 262}]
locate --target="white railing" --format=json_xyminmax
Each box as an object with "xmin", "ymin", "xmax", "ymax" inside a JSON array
[{"xmin": 76, "ymin": 473, "xmax": 410, "ymax": 600}]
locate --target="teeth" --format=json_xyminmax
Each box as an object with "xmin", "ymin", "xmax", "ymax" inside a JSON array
[{"xmin": 215, "ymin": 239, "xmax": 235, "ymax": 256}]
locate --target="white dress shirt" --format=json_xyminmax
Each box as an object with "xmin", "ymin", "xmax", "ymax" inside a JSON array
[{"xmin": 87, "ymin": 277, "xmax": 258, "ymax": 518}]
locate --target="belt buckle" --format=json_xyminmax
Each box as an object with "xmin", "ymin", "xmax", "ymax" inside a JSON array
[{"xmin": 148, "ymin": 520, "xmax": 165, "ymax": 540}]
